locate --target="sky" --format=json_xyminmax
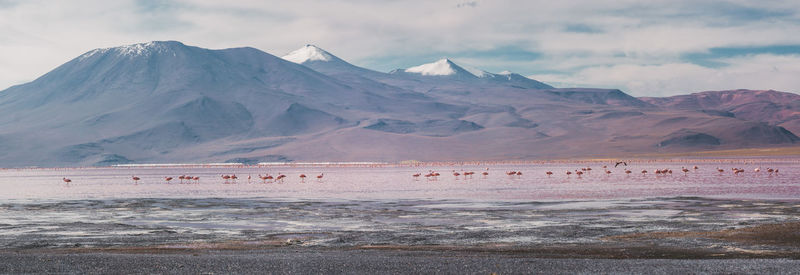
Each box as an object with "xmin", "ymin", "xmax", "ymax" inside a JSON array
[{"xmin": 1, "ymin": 0, "xmax": 799, "ymax": 96}]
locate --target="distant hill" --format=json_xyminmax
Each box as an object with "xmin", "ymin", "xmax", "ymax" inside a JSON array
[{"xmin": 640, "ymin": 90, "xmax": 800, "ymax": 134}]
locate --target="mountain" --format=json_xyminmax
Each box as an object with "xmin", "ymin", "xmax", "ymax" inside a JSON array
[
  {"xmin": 282, "ymin": 44, "xmax": 377, "ymax": 76},
  {"xmin": 389, "ymin": 58, "xmax": 553, "ymax": 89},
  {"xmin": 0, "ymin": 41, "xmax": 462, "ymax": 166},
  {"xmin": 0, "ymin": 41, "xmax": 796, "ymax": 167},
  {"xmin": 393, "ymin": 58, "xmax": 479, "ymax": 79},
  {"xmin": 640, "ymin": 90, "xmax": 800, "ymax": 134}
]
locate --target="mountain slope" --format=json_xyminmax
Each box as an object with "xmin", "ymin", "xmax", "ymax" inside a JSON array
[{"xmin": 640, "ymin": 90, "xmax": 800, "ymax": 134}]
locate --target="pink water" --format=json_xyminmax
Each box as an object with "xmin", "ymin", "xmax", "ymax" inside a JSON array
[
  {"xmin": 1, "ymin": 160, "xmax": 798, "ymax": 202},
  {"xmin": 1, "ymin": 160, "xmax": 798, "ymax": 249}
]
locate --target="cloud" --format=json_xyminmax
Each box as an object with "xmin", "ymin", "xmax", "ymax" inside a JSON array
[
  {"xmin": 531, "ymin": 54, "xmax": 800, "ymax": 97},
  {"xmin": 456, "ymin": 1, "xmax": 478, "ymax": 8},
  {"xmin": 0, "ymin": 0, "xmax": 798, "ymax": 96}
]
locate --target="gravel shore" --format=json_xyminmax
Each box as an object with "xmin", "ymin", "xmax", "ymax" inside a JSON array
[{"xmin": 3, "ymin": 248, "xmax": 800, "ymax": 274}]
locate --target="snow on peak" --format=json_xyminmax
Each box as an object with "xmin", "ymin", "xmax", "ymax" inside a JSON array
[
  {"xmin": 461, "ymin": 64, "xmax": 489, "ymax": 78},
  {"xmin": 405, "ymin": 58, "xmax": 459, "ymax": 76},
  {"xmin": 404, "ymin": 58, "xmax": 492, "ymax": 78},
  {"xmin": 283, "ymin": 44, "xmax": 334, "ymax": 64},
  {"xmin": 79, "ymin": 41, "xmax": 183, "ymax": 60},
  {"xmin": 497, "ymin": 70, "xmax": 513, "ymax": 75},
  {"xmin": 117, "ymin": 41, "xmax": 183, "ymax": 56}
]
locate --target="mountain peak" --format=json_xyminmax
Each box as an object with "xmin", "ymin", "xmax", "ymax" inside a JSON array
[
  {"xmin": 404, "ymin": 58, "xmax": 473, "ymax": 77},
  {"xmin": 80, "ymin": 41, "xmax": 187, "ymax": 60},
  {"xmin": 282, "ymin": 44, "xmax": 336, "ymax": 64}
]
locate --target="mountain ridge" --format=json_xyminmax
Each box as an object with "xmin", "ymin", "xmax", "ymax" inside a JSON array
[{"xmin": 0, "ymin": 41, "xmax": 796, "ymax": 167}]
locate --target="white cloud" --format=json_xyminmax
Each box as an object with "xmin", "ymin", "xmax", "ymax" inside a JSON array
[{"xmin": 531, "ymin": 54, "xmax": 800, "ymax": 97}]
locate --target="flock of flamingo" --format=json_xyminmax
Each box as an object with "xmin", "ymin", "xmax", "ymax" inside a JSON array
[
  {"xmin": 549, "ymin": 165, "xmax": 781, "ymax": 179},
  {"xmin": 60, "ymin": 172, "xmax": 327, "ymax": 185},
  {"xmin": 411, "ymin": 164, "xmax": 782, "ymax": 181},
  {"xmin": 59, "ymin": 163, "xmax": 782, "ymax": 185}
]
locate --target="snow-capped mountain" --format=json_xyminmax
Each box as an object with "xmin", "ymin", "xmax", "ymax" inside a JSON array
[
  {"xmin": 282, "ymin": 44, "xmax": 336, "ymax": 63},
  {"xmin": 390, "ymin": 58, "xmax": 553, "ymax": 89},
  {"xmin": 0, "ymin": 41, "xmax": 795, "ymax": 167},
  {"xmin": 281, "ymin": 44, "xmax": 379, "ymax": 76},
  {"xmin": 0, "ymin": 41, "xmax": 461, "ymax": 166},
  {"xmin": 399, "ymin": 58, "xmax": 478, "ymax": 79}
]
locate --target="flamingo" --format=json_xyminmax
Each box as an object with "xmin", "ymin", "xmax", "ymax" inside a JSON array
[
  {"xmin": 754, "ymin": 167, "xmax": 761, "ymax": 173},
  {"xmin": 681, "ymin": 167, "xmax": 689, "ymax": 175},
  {"xmin": 317, "ymin": 173, "xmax": 324, "ymax": 181},
  {"xmin": 605, "ymin": 170, "xmax": 612, "ymax": 175},
  {"xmin": 575, "ymin": 170, "xmax": 583, "ymax": 177},
  {"xmin": 132, "ymin": 176, "xmax": 140, "ymax": 184},
  {"xmin": 717, "ymin": 167, "xmax": 725, "ymax": 173},
  {"xmin": 266, "ymin": 175, "xmax": 274, "ymax": 182},
  {"xmin": 412, "ymin": 173, "xmax": 421, "ymax": 179},
  {"xmin": 453, "ymin": 171, "xmax": 461, "ymax": 178},
  {"xmin": 178, "ymin": 175, "xmax": 185, "ymax": 184},
  {"xmin": 62, "ymin": 177, "xmax": 72, "ymax": 183},
  {"xmin": 545, "ymin": 171, "xmax": 553, "ymax": 177},
  {"xmin": 231, "ymin": 174, "xmax": 238, "ymax": 182},
  {"xmin": 299, "ymin": 174, "xmax": 307, "ymax": 182},
  {"xmin": 165, "ymin": 177, "xmax": 173, "ymax": 183},
  {"xmin": 625, "ymin": 169, "xmax": 632, "ymax": 174},
  {"xmin": 516, "ymin": 171, "xmax": 522, "ymax": 177},
  {"xmin": 566, "ymin": 171, "xmax": 572, "ymax": 176},
  {"xmin": 641, "ymin": 170, "xmax": 647, "ymax": 175},
  {"xmin": 481, "ymin": 171, "xmax": 488, "ymax": 177},
  {"xmin": 193, "ymin": 176, "xmax": 200, "ymax": 183},
  {"xmin": 222, "ymin": 175, "xmax": 231, "ymax": 184},
  {"xmin": 693, "ymin": 165, "xmax": 699, "ymax": 170}
]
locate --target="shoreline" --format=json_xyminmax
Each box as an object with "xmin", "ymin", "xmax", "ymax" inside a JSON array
[
  {"xmin": 6, "ymin": 220, "xmax": 800, "ymax": 260},
  {"xmin": 1, "ymin": 152, "xmax": 799, "ymax": 170}
]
